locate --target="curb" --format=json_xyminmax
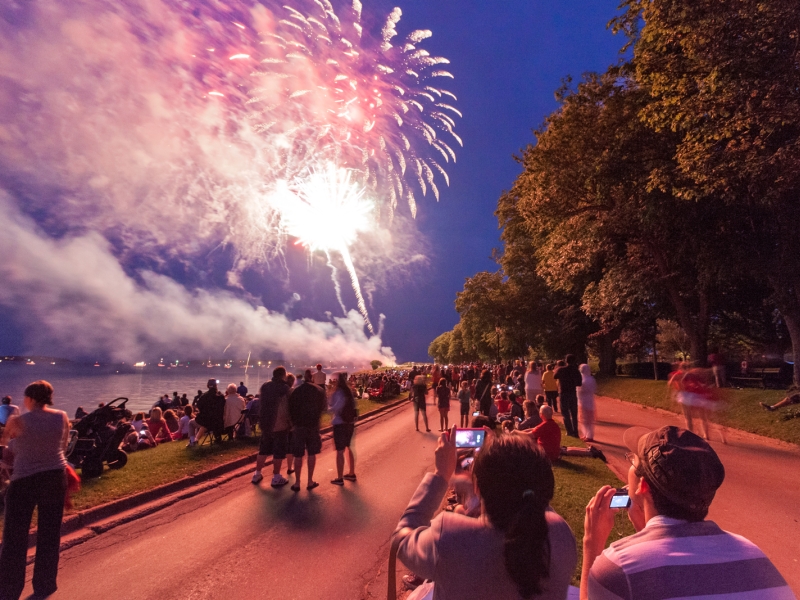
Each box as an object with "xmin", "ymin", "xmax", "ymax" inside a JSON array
[{"xmin": 19, "ymin": 394, "xmax": 412, "ymax": 557}]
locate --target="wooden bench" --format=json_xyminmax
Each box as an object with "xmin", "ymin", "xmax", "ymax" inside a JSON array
[{"xmin": 730, "ymin": 367, "xmax": 783, "ymax": 389}]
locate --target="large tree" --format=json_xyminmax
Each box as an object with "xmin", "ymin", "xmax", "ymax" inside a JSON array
[{"xmin": 617, "ymin": 0, "xmax": 800, "ymax": 382}]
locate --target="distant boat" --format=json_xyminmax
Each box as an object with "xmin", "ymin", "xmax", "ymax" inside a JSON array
[
  {"xmin": 134, "ymin": 362, "xmax": 146, "ymax": 367},
  {"xmin": 26, "ymin": 359, "xmax": 35, "ymax": 365},
  {"xmin": 224, "ymin": 364, "xmax": 232, "ymax": 369},
  {"xmin": 157, "ymin": 362, "xmax": 165, "ymax": 367},
  {"xmin": 93, "ymin": 362, "xmax": 100, "ymax": 367}
]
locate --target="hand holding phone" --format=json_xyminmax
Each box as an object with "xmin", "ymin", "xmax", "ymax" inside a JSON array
[
  {"xmin": 454, "ymin": 428, "xmax": 486, "ymax": 448},
  {"xmin": 610, "ymin": 488, "xmax": 631, "ymax": 509}
]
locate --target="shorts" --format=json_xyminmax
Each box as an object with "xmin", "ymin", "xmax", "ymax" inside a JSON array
[
  {"xmin": 291, "ymin": 426, "xmax": 322, "ymax": 457},
  {"xmin": 460, "ymin": 403, "xmax": 470, "ymax": 416},
  {"xmin": 261, "ymin": 429, "xmax": 291, "ymax": 459},
  {"xmin": 333, "ymin": 423, "xmax": 355, "ymax": 451}
]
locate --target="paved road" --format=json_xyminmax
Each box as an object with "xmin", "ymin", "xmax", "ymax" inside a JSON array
[
  {"xmin": 23, "ymin": 398, "xmax": 434, "ymax": 600},
  {"xmin": 579, "ymin": 395, "xmax": 800, "ymax": 594}
]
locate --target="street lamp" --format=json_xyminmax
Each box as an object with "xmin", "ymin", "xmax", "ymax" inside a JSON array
[{"xmin": 495, "ymin": 325, "xmax": 501, "ymax": 365}]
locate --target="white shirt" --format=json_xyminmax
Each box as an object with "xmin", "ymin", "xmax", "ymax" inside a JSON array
[
  {"xmin": 525, "ymin": 371, "xmax": 543, "ymax": 393},
  {"xmin": 312, "ymin": 371, "xmax": 327, "ymax": 386}
]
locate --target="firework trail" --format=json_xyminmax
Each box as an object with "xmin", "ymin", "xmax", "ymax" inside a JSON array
[{"xmin": 197, "ymin": 0, "xmax": 462, "ymax": 330}]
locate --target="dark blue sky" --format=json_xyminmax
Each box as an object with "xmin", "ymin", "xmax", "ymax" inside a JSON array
[{"xmin": 374, "ymin": 0, "xmax": 625, "ymax": 362}]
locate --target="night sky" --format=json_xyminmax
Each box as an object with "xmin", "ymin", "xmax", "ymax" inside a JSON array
[
  {"xmin": 373, "ymin": 0, "xmax": 625, "ymax": 362},
  {"xmin": 0, "ymin": 0, "xmax": 626, "ymax": 364}
]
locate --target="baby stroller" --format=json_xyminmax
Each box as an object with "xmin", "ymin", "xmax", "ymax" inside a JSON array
[{"xmin": 67, "ymin": 397, "xmax": 133, "ymax": 478}]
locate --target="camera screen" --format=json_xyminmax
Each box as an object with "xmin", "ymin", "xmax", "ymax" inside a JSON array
[
  {"xmin": 610, "ymin": 494, "xmax": 630, "ymax": 509},
  {"xmin": 454, "ymin": 429, "xmax": 486, "ymax": 448}
]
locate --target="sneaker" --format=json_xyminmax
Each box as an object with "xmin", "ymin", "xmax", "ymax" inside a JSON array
[
  {"xmin": 343, "ymin": 474, "xmax": 357, "ymax": 481},
  {"xmin": 760, "ymin": 402, "xmax": 775, "ymax": 411},
  {"xmin": 330, "ymin": 478, "xmax": 344, "ymax": 486},
  {"xmin": 271, "ymin": 474, "xmax": 289, "ymax": 487},
  {"xmin": 588, "ymin": 446, "xmax": 607, "ymax": 462},
  {"xmin": 185, "ymin": 441, "xmax": 197, "ymax": 448},
  {"xmin": 251, "ymin": 471, "xmax": 263, "ymax": 484},
  {"xmin": 402, "ymin": 575, "xmax": 424, "ymax": 591}
]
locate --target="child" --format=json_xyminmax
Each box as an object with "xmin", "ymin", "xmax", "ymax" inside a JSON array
[
  {"xmin": 436, "ymin": 378, "xmax": 451, "ymax": 432},
  {"xmin": 457, "ymin": 381, "xmax": 471, "ymax": 428},
  {"xmin": 577, "ymin": 364, "xmax": 597, "ymax": 441}
]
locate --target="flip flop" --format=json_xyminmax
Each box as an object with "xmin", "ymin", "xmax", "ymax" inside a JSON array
[
  {"xmin": 330, "ymin": 478, "xmax": 344, "ymax": 486},
  {"xmin": 307, "ymin": 481, "xmax": 319, "ymax": 490},
  {"xmin": 343, "ymin": 474, "xmax": 357, "ymax": 481}
]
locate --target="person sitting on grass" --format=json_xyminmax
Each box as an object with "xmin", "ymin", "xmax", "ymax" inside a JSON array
[
  {"xmin": 394, "ymin": 429, "xmax": 577, "ymax": 599},
  {"xmin": 146, "ymin": 407, "xmax": 172, "ymax": 444},
  {"xmin": 131, "ymin": 412, "xmax": 147, "ymax": 433},
  {"xmin": 176, "ymin": 406, "xmax": 193, "ymax": 440},
  {"xmin": 519, "ymin": 405, "xmax": 606, "ymax": 462},
  {"xmin": 580, "ymin": 426, "xmax": 791, "ymax": 600},
  {"xmin": 162, "ymin": 409, "xmax": 180, "ymax": 439},
  {"xmin": 760, "ymin": 392, "xmax": 800, "ymax": 411},
  {"xmin": 122, "ymin": 427, "xmax": 155, "ymax": 453},
  {"xmin": 518, "ymin": 400, "xmax": 542, "ymax": 431}
]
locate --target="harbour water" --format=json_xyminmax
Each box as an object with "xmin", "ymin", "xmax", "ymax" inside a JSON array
[{"xmin": 0, "ymin": 361, "xmax": 349, "ymax": 417}]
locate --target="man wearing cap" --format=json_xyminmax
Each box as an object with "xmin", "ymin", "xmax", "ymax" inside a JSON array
[
  {"xmin": 194, "ymin": 379, "xmax": 225, "ymax": 443},
  {"xmin": 580, "ymin": 425, "xmax": 793, "ymax": 600}
]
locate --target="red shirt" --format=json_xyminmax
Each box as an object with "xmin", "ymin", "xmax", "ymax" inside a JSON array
[{"xmin": 529, "ymin": 419, "xmax": 561, "ymax": 462}]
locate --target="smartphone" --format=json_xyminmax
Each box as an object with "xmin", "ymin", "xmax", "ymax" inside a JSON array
[
  {"xmin": 610, "ymin": 489, "xmax": 631, "ymax": 509},
  {"xmin": 472, "ymin": 411, "xmax": 480, "ymax": 417},
  {"xmin": 454, "ymin": 428, "xmax": 486, "ymax": 448}
]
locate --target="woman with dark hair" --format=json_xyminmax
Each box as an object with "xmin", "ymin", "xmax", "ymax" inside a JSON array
[
  {"xmin": 0, "ymin": 381, "xmax": 70, "ymax": 600},
  {"xmin": 329, "ymin": 372, "xmax": 357, "ymax": 486},
  {"xmin": 474, "ymin": 369, "xmax": 494, "ymax": 417},
  {"xmin": 435, "ymin": 378, "xmax": 451, "ymax": 432},
  {"xmin": 394, "ymin": 429, "xmax": 576, "ymax": 599}
]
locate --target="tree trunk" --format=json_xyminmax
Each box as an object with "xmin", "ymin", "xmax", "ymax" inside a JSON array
[
  {"xmin": 652, "ymin": 336, "xmax": 659, "ymax": 380},
  {"xmin": 597, "ymin": 333, "xmax": 617, "ymax": 378}
]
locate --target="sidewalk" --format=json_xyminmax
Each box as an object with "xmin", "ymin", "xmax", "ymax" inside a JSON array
[{"xmin": 572, "ymin": 395, "xmax": 800, "ymax": 594}]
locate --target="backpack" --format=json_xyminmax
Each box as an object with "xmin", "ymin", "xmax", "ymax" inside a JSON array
[{"xmin": 340, "ymin": 393, "xmax": 358, "ymax": 424}]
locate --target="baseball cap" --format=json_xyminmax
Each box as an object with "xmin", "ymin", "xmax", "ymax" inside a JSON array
[
  {"xmin": 206, "ymin": 378, "xmax": 217, "ymax": 388},
  {"xmin": 623, "ymin": 425, "xmax": 725, "ymax": 512}
]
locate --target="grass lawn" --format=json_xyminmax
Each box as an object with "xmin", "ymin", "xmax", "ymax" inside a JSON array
[
  {"xmin": 597, "ymin": 377, "xmax": 800, "ymax": 445},
  {"xmin": 550, "ymin": 426, "xmax": 635, "ymax": 585}
]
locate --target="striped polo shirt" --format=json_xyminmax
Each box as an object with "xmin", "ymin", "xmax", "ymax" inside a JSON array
[{"xmin": 588, "ymin": 516, "xmax": 794, "ymax": 599}]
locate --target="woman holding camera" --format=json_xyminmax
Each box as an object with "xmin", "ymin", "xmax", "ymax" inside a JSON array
[
  {"xmin": 0, "ymin": 381, "xmax": 70, "ymax": 600},
  {"xmin": 394, "ymin": 428, "xmax": 576, "ymax": 599}
]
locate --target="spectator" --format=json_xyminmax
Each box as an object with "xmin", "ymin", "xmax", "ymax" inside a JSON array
[
  {"xmin": 395, "ymin": 429, "xmax": 577, "ymax": 599},
  {"xmin": 436, "ymin": 378, "xmax": 451, "ymax": 432},
  {"xmin": 177, "ymin": 406, "xmax": 193, "ymax": 440},
  {"xmin": 192, "ymin": 389, "xmax": 203, "ymax": 407},
  {"xmin": 581, "ymin": 426, "xmax": 791, "ymax": 600},
  {"xmin": 152, "ymin": 395, "xmax": 171, "ymax": 412},
  {"xmin": 523, "ymin": 405, "xmax": 562, "ymax": 462},
  {"xmin": 474, "ymin": 369, "xmax": 494, "ymax": 417},
  {"xmin": 553, "ymin": 355, "xmax": 582, "ymax": 438},
  {"xmin": 223, "ymin": 383, "xmax": 245, "ymax": 439},
  {"xmin": 170, "ymin": 392, "xmax": 180, "ymax": 408},
  {"xmin": 288, "ymin": 369, "xmax": 327, "ymax": 491},
  {"xmin": 457, "ymin": 381, "xmax": 471, "ymax": 428},
  {"xmin": 760, "ymin": 392, "xmax": 800, "ymax": 411},
  {"xmin": 251, "ymin": 366, "xmax": 292, "ymax": 487},
  {"xmin": 237, "ymin": 381, "xmax": 248, "ymax": 397},
  {"xmin": 524, "ymin": 362, "xmax": 543, "ymax": 404},
  {"xmin": 0, "ymin": 396, "xmax": 20, "ymax": 426},
  {"xmin": 0, "ymin": 381, "xmax": 70, "ymax": 600},
  {"xmin": 131, "ymin": 412, "xmax": 147, "ymax": 433},
  {"xmin": 518, "ymin": 401, "xmax": 542, "ymax": 431},
  {"xmin": 162, "ymin": 409, "xmax": 180, "ymax": 438},
  {"xmin": 542, "ymin": 364, "xmax": 559, "ymax": 412},
  {"xmin": 312, "ymin": 364, "xmax": 327, "ymax": 387},
  {"xmin": 146, "ymin": 407, "xmax": 172, "ymax": 443},
  {"xmin": 411, "ymin": 375, "xmax": 431, "ymax": 433},
  {"xmin": 122, "ymin": 429, "xmax": 155, "ymax": 453},
  {"xmin": 494, "ymin": 390, "xmax": 511, "ymax": 414},
  {"xmin": 194, "ymin": 379, "xmax": 225, "ymax": 444},
  {"xmin": 180, "ymin": 393, "xmax": 189, "ymax": 406},
  {"xmin": 329, "ymin": 372, "xmax": 357, "ymax": 486},
  {"xmin": 577, "ymin": 364, "xmax": 597, "ymax": 442}
]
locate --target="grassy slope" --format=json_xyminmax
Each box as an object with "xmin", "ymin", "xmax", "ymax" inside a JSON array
[
  {"xmin": 597, "ymin": 377, "xmax": 799, "ymax": 445},
  {"xmin": 550, "ymin": 425, "xmax": 635, "ymax": 585}
]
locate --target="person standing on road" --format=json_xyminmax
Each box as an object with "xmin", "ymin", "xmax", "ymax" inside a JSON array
[
  {"xmin": 288, "ymin": 370, "xmax": 327, "ymax": 491},
  {"xmin": 581, "ymin": 425, "xmax": 792, "ymax": 600},
  {"xmin": 474, "ymin": 369, "xmax": 494, "ymax": 417},
  {"xmin": 0, "ymin": 381, "xmax": 70, "ymax": 600},
  {"xmin": 554, "ymin": 355, "xmax": 582, "ymax": 438},
  {"xmin": 577, "ymin": 364, "xmax": 597, "ymax": 442},
  {"xmin": 252, "ymin": 367, "xmax": 292, "ymax": 487},
  {"xmin": 542, "ymin": 364, "xmax": 559, "ymax": 412},
  {"xmin": 312, "ymin": 363, "xmax": 327, "ymax": 387},
  {"xmin": 411, "ymin": 375, "xmax": 431, "ymax": 432},
  {"xmin": 457, "ymin": 381, "xmax": 471, "ymax": 428},
  {"xmin": 435, "ymin": 378, "xmax": 451, "ymax": 432},
  {"xmin": 329, "ymin": 372, "xmax": 357, "ymax": 486}
]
